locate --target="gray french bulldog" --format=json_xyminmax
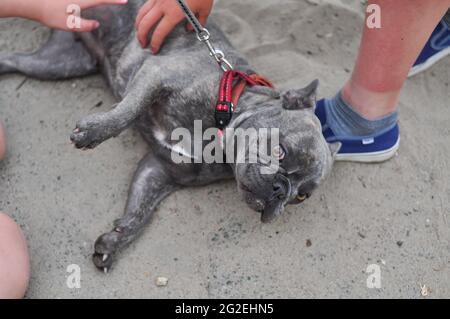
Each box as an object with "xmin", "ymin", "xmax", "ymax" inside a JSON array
[{"xmin": 0, "ymin": 1, "xmax": 340, "ymax": 272}]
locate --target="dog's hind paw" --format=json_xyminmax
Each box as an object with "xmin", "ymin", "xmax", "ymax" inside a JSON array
[
  {"xmin": 92, "ymin": 230, "xmax": 123, "ymax": 273},
  {"xmin": 92, "ymin": 252, "xmax": 114, "ymax": 274}
]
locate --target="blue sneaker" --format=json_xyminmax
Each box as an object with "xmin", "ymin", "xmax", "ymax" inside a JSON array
[
  {"xmin": 409, "ymin": 20, "xmax": 450, "ymax": 77},
  {"xmin": 315, "ymin": 99, "xmax": 400, "ymax": 163}
]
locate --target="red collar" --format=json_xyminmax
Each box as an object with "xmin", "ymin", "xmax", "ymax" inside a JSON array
[{"xmin": 215, "ymin": 70, "xmax": 274, "ymax": 129}]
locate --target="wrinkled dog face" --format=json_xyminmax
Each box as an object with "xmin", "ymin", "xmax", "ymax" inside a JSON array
[{"xmin": 233, "ymin": 80, "xmax": 340, "ymax": 222}]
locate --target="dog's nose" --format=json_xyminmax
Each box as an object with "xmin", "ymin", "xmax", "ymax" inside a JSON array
[{"xmin": 272, "ymin": 182, "xmax": 287, "ymax": 200}]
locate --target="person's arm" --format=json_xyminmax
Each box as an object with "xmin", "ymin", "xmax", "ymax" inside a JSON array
[
  {"xmin": 0, "ymin": 0, "xmax": 128, "ymax": 32},
  {"xmin": 0, "ymin": 0, "xmax": 37, "ymax": 19},
  {"xmin": 135, "ymin": 0, "xmax": 213, "ymax": 54}
]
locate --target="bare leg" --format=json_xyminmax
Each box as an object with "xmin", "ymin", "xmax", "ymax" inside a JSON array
[
  {"xmin": 342, "ymin": 0, "xmax": 450, "ymax": 119},
  {"xmin": 0, "ymin": 120, "xmax": 5, "ymax": 160},
  {"xmin": 0, "ymin": 213, "xmax": 30, "ymax": 299},
  {"xmin": 92, "ymin": 153, "xmax": 179, "ymax": 272}
]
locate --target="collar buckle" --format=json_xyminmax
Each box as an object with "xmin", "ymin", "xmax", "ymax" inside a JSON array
[{"xmin": 215, "ymin": 101, "xmax": 234, "ymax": 129}]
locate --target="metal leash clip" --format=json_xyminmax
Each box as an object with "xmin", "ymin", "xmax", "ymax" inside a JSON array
[{"xmin": 176, "ymin": 0, "xmax": 234, "ymax": 72}]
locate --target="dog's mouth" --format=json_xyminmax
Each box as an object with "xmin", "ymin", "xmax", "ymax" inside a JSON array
[
  {"xmin": 261, "ymin": 200, "xmax": 284, "ymax": 223},
  {"xmin": 239, "ymin": 183, "xmax": 265, "ymax": 212},
  {"xmin": 239, "ymin": 183, "xmax": 286, "ymax": 223},
  {"xmin": 239, "ymin": 182, "xmax": 253, "ymax": 194}
]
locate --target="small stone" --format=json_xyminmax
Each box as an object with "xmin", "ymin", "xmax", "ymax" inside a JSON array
[
  {"xmin": 396, "ymin": 241, "xmax": 404, "ymax": 247},
  {"xmin": 156, "ymin": 277, "xmax": 168, "ymax": 287},
  {"xmin": 306, "ymin": 239, "xmax": 312, "ymax": 247}
]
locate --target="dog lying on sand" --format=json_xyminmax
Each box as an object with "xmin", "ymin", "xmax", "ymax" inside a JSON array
[{"xmin": 0, "ymin": 1, "xmax": 340, "ymax": 271}]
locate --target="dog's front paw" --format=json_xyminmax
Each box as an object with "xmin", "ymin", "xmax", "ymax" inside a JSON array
[
  {"xmin": 70, "ymin": 113, "xmax": 116, "ymax": 149},
  {"xmin": 92, "ymin": 230, "xmax": 122, "ymax": 273}
]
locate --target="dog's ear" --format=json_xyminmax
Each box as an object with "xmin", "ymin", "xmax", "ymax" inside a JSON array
[{"xmin": 282, "ymin": 79, "xmax": 319, "ymax": 111}]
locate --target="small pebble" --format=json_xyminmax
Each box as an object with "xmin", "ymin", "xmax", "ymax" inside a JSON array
[
  {"xmin": 156, "ymin": 277, "xmax": 168, "ymax": 287},
  {"xmin": 306, "ymin": 239, "xmax": 312, "ymax": 247}
]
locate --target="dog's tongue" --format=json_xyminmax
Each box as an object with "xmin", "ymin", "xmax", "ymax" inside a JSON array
[{"xmin": 261, "ymin": 201, "xmax": 284, "ymax": 223}]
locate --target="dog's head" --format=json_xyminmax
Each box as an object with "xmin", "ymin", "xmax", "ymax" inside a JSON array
[{"xmin": 229, "ymin": 80, "xmax": 340, "ymax": 223}]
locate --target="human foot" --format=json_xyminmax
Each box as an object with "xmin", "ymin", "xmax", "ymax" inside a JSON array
[
  {"xmin": 315, "ymin": 96, "xmax": 400, "ymax": 163},
  {"xmin": 410, "ymin": 21, "xmax": 450, "ymax": 77}
]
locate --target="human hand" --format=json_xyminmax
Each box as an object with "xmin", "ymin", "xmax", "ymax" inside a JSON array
[
  {"xmin": 39, "ymin": 0, "xmax": 128, "ymax": 32},
  {"xmin": 0, "ymin": 0, "xmax": 128, "ymax": 32},
  {"xmin": 135, "ymin": 0, "xmax": 213, "ymax": 53}
]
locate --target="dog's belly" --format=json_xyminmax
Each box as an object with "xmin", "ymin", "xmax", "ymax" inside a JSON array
[
  {"xmin": 82, "ymin": 3, "xmax": 244, "ymax": 99},
  {"xmin": 81, "ymin": 2, "xmax": 145, "ymax": 96},
  {"xmin": 81, "ymin": 3, "xmax": 251, "ymax": 161},
  {"xmin": 135, "ymin": 107, "xmax": 235, "ymax": 186},
  {"xmin": 135, "ymin": 82, "xmax": 218, "ymax": 150}
]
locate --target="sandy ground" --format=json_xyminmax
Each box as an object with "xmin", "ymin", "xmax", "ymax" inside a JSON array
[{"xmin": 0, "ymin": 0, "xmax": 449, "ymax": 299}]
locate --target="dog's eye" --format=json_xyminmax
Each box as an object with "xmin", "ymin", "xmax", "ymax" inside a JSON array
[
  {"xmin": 272, "ymin": 145, "xmax": 286, "ymax": 161},
  {"xmin": 296, "ymin": 194, "xmax": 307, "ymax": 202}
]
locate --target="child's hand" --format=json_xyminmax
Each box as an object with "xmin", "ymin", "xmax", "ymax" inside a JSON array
[
  {"xmin": 0, "ymin": 0, "xmax": 128, "ymax": 32},
  {"xmin": 135, "ymin": 0, "xmax": 213, "ymax": 53},
  {"xmin": 37, "ymin": 0, "xmax": 128, "ymax": 32}
]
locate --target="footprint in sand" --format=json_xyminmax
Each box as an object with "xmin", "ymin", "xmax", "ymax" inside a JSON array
[
  {"xmin": 213, "ymin": 0, "xmax": 365, "ymax": 89},
  {"xmin": 295, "ymin": 3, "xmax": 364, "ymax": 67}
]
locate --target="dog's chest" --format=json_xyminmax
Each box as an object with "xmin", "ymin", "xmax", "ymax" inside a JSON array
[{"xmin": 133, "ymin": 71, "xmax": 218, "ymax": 150}]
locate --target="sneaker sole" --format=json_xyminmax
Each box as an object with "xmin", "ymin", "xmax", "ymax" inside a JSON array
[
  {"xmin": 409, "ymin": 46, "xmax": 450, "ymax": 77},
  {"xmin": 335, "ymin": 138, "xmax": 400, "ymax": 163}
]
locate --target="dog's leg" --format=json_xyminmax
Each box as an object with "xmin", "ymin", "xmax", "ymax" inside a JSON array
[
  {"xmin": 92, "ymin": 153, "xmax": 179, "ymax": 272},
  {"xmin": 0, "ymin": 31, "xmax": 97, "ymax": 79},
  {"xmin": 70, "ymin": 72, "xmax": 163, "ymax": 149}
]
